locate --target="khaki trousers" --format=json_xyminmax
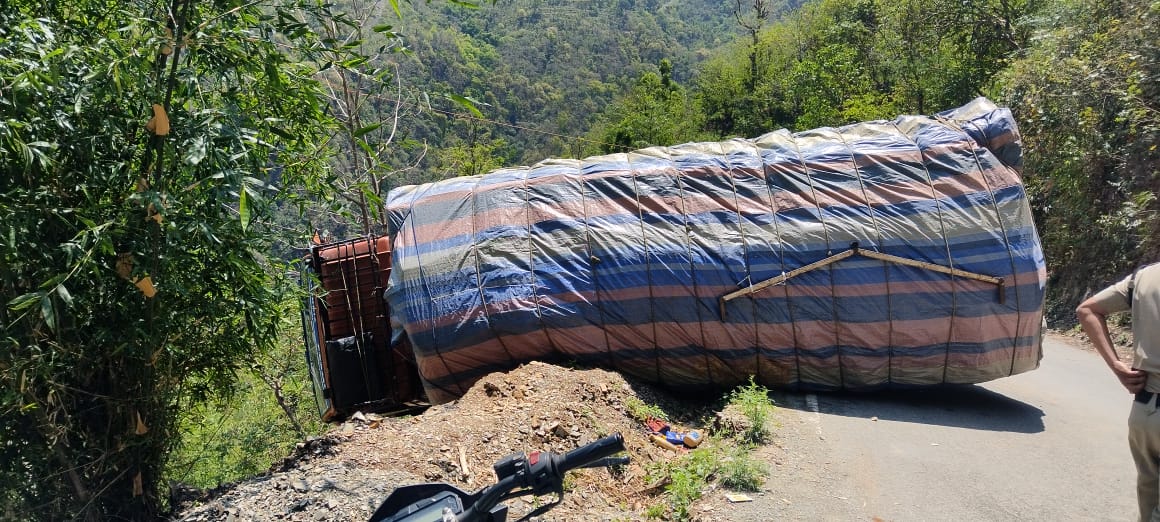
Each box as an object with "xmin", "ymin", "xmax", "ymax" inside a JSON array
[{"xmin": 1130, "ymin": 396, "xmax": 1160, "ymax": 522}]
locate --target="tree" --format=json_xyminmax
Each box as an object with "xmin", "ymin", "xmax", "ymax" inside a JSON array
[
  {"xmin": 695, "ymin": 0, "xmax": 1039, "ymax": 138},
  {"xmin": 999, "ymin": 0, "xmax": 1159, "ymax": 319},
  {"xmin": 733, "ymin": 0, "xmax": 771, "ymax": 92},
  {"xmin": 307, "ymin": 1, "xmax": 433, "ymax": 237},
  {"xmin": 432, "ymin": 122, "xmax": 509, "ymax": 176},
  {"xmin": 0, "ymin": 1, "xmax": 336, "ymax": 518},
  {"xmin": 381, "ymin": 0, "xmax": 740, "ymax": 165},
  {"xmin": 590, "ymin": 63, "xmax": 709, "ymax": 153}
]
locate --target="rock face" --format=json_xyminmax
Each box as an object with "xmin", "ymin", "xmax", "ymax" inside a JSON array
[{"xmin": 171, "ymin": 362, "xmax": 698, "ymax": 521}]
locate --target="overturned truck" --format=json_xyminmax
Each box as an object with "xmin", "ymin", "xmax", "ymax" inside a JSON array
[
  {"xmin": 384, "ymin": 97, "xmax": 1047, "ymax": 404},
  {"xmin": 302, "ymin": 236, "xmax": 426, "ymax": 420},
  {"xmin": 307, "ymin": 98, "xmax": 1046, "ymax": 414}
]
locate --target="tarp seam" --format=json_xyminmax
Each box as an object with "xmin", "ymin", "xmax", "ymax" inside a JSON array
[
  {"xmin": 406, "ymin": 184, "xmax": 462, "ymax": 397},
  {"xmin": 626, "ymin": 153, "xmax": 662, "ymax": 383},
  {"xmin": 522, "ymin": 167, "xmax": 556, "ymax": 354},
  {"xmin": 763, "ymin": 140, "xmax": 802, "ymax": 387},
  {"xmin": 721, "ymin": 141, "xmax": 760, "ymax": 381},
  {"xmin": 963, "ymin": 118, "xmax": 1024, "ymax": 376},
  {"xmin": 670, "ymin": 147, "xmax": 715, "ymax": 386},
  {"xmin": 890, "ymin": 120, "xmax": 957, "ymax": 385},
  {"xmin": 836, "ymin": 129, "xmax": 892, "ymax": 386},
  {"xmin": 791, "ymin": 134, "xmax": 844, "ymax": 387},
  {"xmin": 579, "ymin": 163, "xmax": 616, "ymax": 371},
  {"xmin": 469, "ymin": 176, "xmax": 518, "ymax": 373}
]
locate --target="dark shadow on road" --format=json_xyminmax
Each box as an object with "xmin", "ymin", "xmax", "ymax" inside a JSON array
[{"xmin": 770, "ymin": 384, "xmax": 1046, "ymax": 434}]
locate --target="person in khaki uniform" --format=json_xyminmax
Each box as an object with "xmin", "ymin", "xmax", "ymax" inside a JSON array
[{"xmin": 1077, "ymin": 263, "xmax": 1160, "ymax": 522}]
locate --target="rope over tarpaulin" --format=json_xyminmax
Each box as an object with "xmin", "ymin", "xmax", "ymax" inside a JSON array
[{"xmin": 384, "ymin": 98, "xmax": 1047, "ymax": 404}]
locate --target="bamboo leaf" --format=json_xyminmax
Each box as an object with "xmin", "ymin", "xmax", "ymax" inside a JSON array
[
  {"xmin": 269, "ymin": 126, "xmax": 294, "ymax": 140},
  {"xmin": 340, "ymin": 56, "xmax": 368, "ymax": 68},
  {"xmin": 239, "ymin": 187, "xmax": 250, "ymax": 233},
  {"xmin": 8, "ymin": 292, "xmax": 42, "ymax": 311},
  {"xmin": 56, "ymin": 284, "xmax": 73, "ymax": 308},
  {"xmin": 353, "ymin": 122, "xmax": 382, "ymax": 137},
  {"xmin": 362, "ymin": 187, "xmax": 383, "ymax": 207},
  {"xmin": 184, "ymin": 136, "xmax": 207, "ymax": 165},
  {"xmin": 40, "ymin": 295, "xmax": 56, "ymax": 332},
  {"xmin": 356, "ymin": 137, "xmax": 374, "ymax": 156},
  {"xmin": 445, "ymin": 94, "xmax": 484, "ymax": 118}
]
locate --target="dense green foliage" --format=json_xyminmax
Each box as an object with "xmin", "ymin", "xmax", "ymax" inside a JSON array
[
  {"xmin": 166, "ymin": 321, "xmax": 325, "ymax": 490},
  {"xmin": 1000, "ymin": 0, "xmax": 1159, "ymax": 319},
  {"xmin": 585, "ymin": 60, "xmax": 715, "ymax": 154},
  {"xmin": 2, "ymin": 0, "xmax": 1157, "ymax": 518},
  {"xmin": 579, "ymin": 0, "xmax": 1034, "ymax": 149},
  {"xmin": 688, "ymin": 0, "xmax": 1033, "ymax": 138},
  {"xmin": 380, "ymin": 0, "xmax": 743, "ymax": 174},
  {"xmin": 0, "ymin": 1, "xmax": 335, "ymax": 518}
]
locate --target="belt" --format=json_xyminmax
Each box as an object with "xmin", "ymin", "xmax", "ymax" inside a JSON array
[{"xmin": 1136, "ymin": 391, "xmax": 1156, "ymax": 404}]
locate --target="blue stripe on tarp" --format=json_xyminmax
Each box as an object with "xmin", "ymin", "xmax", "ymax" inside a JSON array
[
  {"xmin": 415, "ymin": 333, "xmax": 1041, "ymax": 389},
  {"xmin": 397, "ymin": 242, "xmax": 1037, "ymax": 299},
  {"xmin": 397, "ymin": 266, "xmax": 1033, "ymax": 313},
  {"xmin": 404, "ymin": 280, "xmax": 1043, "ymax": 356},
  {"xmin": 408, "ymin": 247, "xmax": 1025, "ymax": 298},
  {"xmin": 393, "ymin": 162, "xmax": 1031, "ymax": 229},
  {"xmin": 392, "ymin": 225, "xmax": 1033, "ymax": 281}
]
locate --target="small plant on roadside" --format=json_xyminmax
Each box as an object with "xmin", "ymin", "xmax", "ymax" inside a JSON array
[
  {"xmin": 642, "ymin": 423, "xmax": 775, "ymax": 518},
  {"xmin": 644, "ymin": 503, "xmax": 666, "ymax": 520},
  {"xmin": 646, "ymin": 444, "xmax": 722, "ymax": 520},
  {"xmin": 718, "ymin": 444, "xmax": 768, "ymax": 492},
  {"xmin": 729, "ymin": 377, "xmax": 775, "ymax": 444},
  {"xmin": 624, "ymin": 397, "xmax": 667, "ymax": 422}
]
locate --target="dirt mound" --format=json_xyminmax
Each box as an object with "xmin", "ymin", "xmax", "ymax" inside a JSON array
[{"xmin": 173, "ymin": 361, "xmax": 710, "ymax": 521}]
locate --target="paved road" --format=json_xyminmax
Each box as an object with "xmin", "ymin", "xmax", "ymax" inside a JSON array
[{"xmin": 711, "ymin": 334, "xmax": 1138, "ymax": 521}]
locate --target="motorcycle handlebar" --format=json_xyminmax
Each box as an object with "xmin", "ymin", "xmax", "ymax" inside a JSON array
[
  {"xmin": 373, "ymin": 433, "xmax": 629, "ymax": 522},
  {"xmin": 558, "ymin": 433, "xmax": 626, "ymax": 475}
]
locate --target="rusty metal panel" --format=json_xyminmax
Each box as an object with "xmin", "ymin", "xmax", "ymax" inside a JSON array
[{"xmin": 303, "ymin": 235, "xmax": 424, "ymax": 421}]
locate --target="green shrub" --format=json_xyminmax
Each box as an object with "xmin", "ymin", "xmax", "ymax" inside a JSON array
[
  {"xmin": 719, "ymin": 445, "xmax": 768, "ymax": 492},
  {"xmin": 644, "ymin": 503, "xmax": 667, "ymax": 520},
  {"xmin": 646, "ymin": 440, "xmax": 769, "ymax": 521},
  {"xmin": 165, "ymin": 332, "xmax": 326, "ymax": 489},
  {"xmin": 0, "ymin": 4, "xmax": 335, "ymax": 517},
  {"xmin": 624, "ymin": 397, "xmax": 667, "ymax": 422},
  {"xmin": 729, "ymin": 377, "xmax": 775, "ymax": 444}
]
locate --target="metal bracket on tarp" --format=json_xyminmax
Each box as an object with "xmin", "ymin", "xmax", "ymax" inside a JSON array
[{"xmin": 718, "ymin": 241, "xmax": 1007, "ymax": 319}]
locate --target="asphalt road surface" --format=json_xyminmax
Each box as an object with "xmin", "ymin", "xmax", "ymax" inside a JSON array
[{"xmin": 714, "ymin": 334, "xmax": 1138, "ymax": 521}]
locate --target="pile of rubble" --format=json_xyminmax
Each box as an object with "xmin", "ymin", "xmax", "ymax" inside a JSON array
[{"xmin": 172, "ymin": 362, "xmax": 717, "ymax": 521}]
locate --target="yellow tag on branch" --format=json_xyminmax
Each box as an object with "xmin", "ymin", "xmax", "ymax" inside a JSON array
[
  {"xmin": 144, "ymin": 104, "xmax": 170, "ymax": 136},
  {"xmin": 145, "ymin": 203, "xmax": 163, "ymax": 224},
  {"xmin": 135, "ymin": 411, "xmax": 148, "ymax": 435},
  {"xmin": 134, "ymin": 276, "xmax": 156, "ymax": 298}
]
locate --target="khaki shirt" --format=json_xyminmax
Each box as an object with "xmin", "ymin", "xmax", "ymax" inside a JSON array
[{"xmin": 1089, "ymin": 263, "xmax": 1160, "ymax": 392}]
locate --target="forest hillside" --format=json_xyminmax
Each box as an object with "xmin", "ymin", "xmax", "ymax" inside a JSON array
[{"xmin": 1, "ymin": 0, "xmax": 1156, "ymax": 519}]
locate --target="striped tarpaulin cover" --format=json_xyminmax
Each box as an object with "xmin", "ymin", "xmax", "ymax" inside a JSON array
[{"xmin": 385, "ymin": 98, "xmax": 1046, "ymax": 404}]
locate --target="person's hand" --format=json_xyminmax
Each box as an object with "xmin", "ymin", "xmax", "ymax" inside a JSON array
[{"xmin": 1112, "ymin": 361, "xmax": 1146, "ymax": 393}]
